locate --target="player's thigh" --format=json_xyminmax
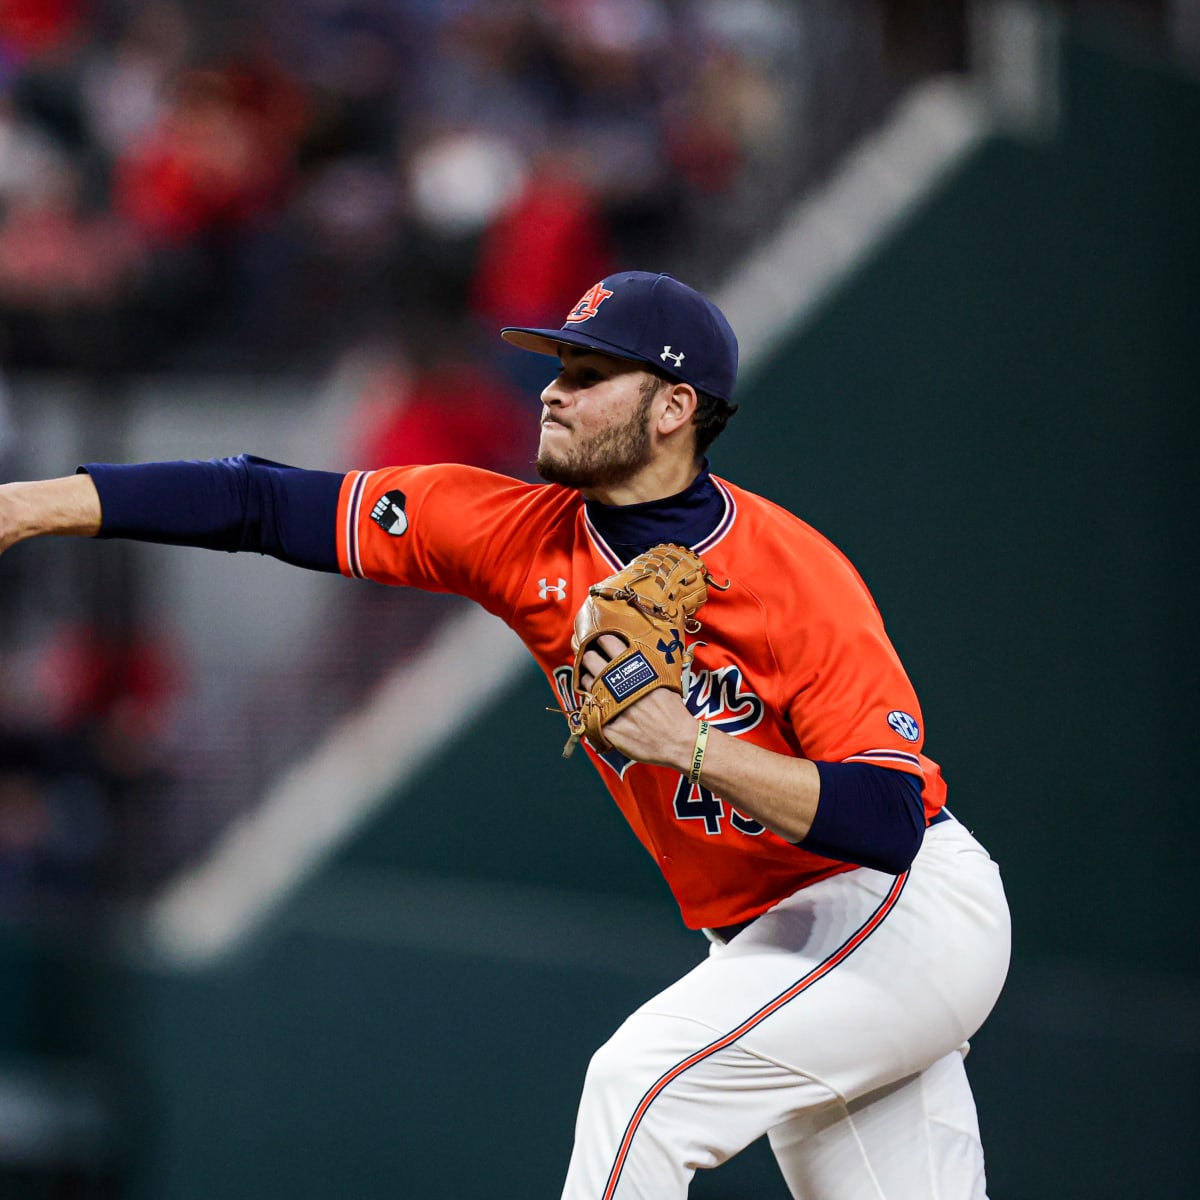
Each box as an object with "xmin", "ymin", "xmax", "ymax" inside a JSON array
[
  {"xmin": 640, "ymin": 825, "xmax": 1009, "ymax": 1102},
  {"xmin": 569, "ymin": 1010, "xmax": 840, "ymax": 1196},
  {"xmin": 767, "ymin": 1049, "xmax": 988, "ymax": 1200}
]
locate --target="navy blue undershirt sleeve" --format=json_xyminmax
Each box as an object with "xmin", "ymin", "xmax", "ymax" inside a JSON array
[
  {"xmin": 78, "ymin": 455, "xmax": 344, "ymax": 573},
  {"xmin": 801, "ymin": 762, "xmax": 926, "ymax": 874}
]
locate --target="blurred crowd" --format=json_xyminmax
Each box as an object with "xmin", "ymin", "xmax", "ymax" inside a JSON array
[
  {"xmin": 0, "ymin": 0, "xmax": 875, "ymax": 377},
  {"xmin": 1, "ymin": 0, "xmax": 975, "ymax": 918},
  {"xmin": 0, "ymin": 613, "xmax": 181, "ymax": 917}
]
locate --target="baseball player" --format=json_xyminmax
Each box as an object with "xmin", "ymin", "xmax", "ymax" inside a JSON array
[{"xmin": 0, "ymin": 271, "xmax": 1011, "ymax": 1198}]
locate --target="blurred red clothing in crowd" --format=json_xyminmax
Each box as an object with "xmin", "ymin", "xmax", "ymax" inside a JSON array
[
  {"xmin": 0, "ymin": 0, "xmax": 84, "ymax": 61},
  {"xmin": 0, "ymin": 180, "xmax": 143, "ymax": 309},
  {"xmin": 351, "ymin": 358, "xmax": 532, "ymax": 477},
  {"xmin": 26, "ymin": 621, "xmax": 181, "ymax": 754},
  {"xmin": 470, "ymin": 167, "xmax": 613, "ymax": 330},
  {"xmin": 112, "ymin": 61, "xmax": 307, "ymax": 245}
]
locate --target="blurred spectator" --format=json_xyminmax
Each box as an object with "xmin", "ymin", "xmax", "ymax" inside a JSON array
[
  {"xmin": 406, "ymin": 129, "xmax": 528, "ymax": 242},
  {"xmin": 78, "ymin": 0, "xmax": 193, "ymax": 161},
  {"xmin": 0, "ymin": 617, "xmax": 184, "ymax": 914},
  {"xmin": 269, "ymin": 0, "xmax": 408, "ymax": 160},
  {"xmin": 0, "ymin": 154, "xmax": 144, "ymax": 368},
  {"xmin": 0, "ymin": 727, "xmax": 108, "ymax": 916},
  {"xmin": 348, "ymin": 336, "xmax": 533, "ymax": 478},
  {"xmin": 0, "ymin": 371, "xmax": 15, "ymax": 631},
  {"xmin": 111, "ymin": 62, "xmax": 303, "ymax": 247},
  {"xmin": 0, "ymin": 0, "xmax": 85, "ymax": 66},
  {"xmin": 0, "ymin": 90, "xmax": 64, "ymax": 201},
  {"xmin": 0, "ymin": 157, "xmax": 142, "ymax": 309},
  {"xmin": 0, "ymin": 370, "xmax": 13, "ymax": 466},
  {"xmin": 663, "ymin": 31, "xmax": 791, "ymax": 196},
  {"xmin": 470, "ymin": 157, "xmax": 614, "ymax": 329}
]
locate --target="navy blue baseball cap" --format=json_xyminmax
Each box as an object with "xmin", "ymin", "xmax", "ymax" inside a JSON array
[{"xmin": 501, "ymin": 271, "xmax": 739, "ymax": 402}]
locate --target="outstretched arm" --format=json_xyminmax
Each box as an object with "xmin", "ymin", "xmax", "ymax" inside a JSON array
[
  {"xmin": 0, "ymin": 473, "xmax": 102, "ymax": 554},
  {"xmin": 1, "ymin": 456, "xmax": 344, "ymax": 571}
]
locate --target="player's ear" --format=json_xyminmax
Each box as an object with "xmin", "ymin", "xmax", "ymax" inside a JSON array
[{"xmin": 655, "ymin": 380, "xmax": 698, "ymax": 437}]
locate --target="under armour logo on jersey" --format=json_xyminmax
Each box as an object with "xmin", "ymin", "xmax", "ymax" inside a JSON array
[
  {"xmin": 656, "ymin": 630, "xmax": 685, "ymax": 664},
  {"xmin": 565, "ymin": 283, "xmax": 614, "ymax": 324},
  {"xmin": 539, "ymin": 577, "xmax": 568, "ymax": 601},
  {"xmin": 660, "ymin": 346, "xmax": 685, "ymax": 368}
]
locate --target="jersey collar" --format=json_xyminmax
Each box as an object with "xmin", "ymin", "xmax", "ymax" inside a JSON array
[{"xmin": 583, "ymin": 463, "xmax": 732, "ymax": 566}]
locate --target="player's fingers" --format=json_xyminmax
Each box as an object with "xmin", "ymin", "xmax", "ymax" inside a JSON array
[
  {"xmin": 583, "ymin": 639, "xmax": 626, "ymax": 683},
  {"xmin": 579, "ymin": 635, "xmax": 630, "ymax": 689},
  {"xmin": 579, "ymin": 646, "xmax": 607, "ymax": 689},
  {"xmin": 596, "ymin": 634, "xmax": 625, "ymax": 659}
]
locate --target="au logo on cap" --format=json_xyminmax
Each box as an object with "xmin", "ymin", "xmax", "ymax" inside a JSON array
[{"xmin": 565, "ymin": 282, "xmax": 614, "ymax": 324}]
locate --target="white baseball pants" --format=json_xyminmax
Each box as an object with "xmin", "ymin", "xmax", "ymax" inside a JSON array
[{"xmin": 560, "ymin": 816, "xmax": 1011, "ymax": 1199}]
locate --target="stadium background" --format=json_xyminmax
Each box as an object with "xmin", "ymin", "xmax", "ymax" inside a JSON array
[{"xmin": 1, "ymin": 2, "xmax": 1197, "ymax": 1198}]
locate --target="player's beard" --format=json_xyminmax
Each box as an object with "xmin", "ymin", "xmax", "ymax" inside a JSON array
[{"xmin": 536, "ymin": 378, "xmax": 657, "ymax": 490}]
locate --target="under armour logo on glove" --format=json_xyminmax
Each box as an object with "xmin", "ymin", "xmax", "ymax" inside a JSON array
[{"xmin": 656, "ymin": 630, "xmax": 686, "ymax": 664}]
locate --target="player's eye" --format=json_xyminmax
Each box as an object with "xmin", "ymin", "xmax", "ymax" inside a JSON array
[{"xmin": 556, "ymin": 357, "xmax": 606, "ymax": 388}]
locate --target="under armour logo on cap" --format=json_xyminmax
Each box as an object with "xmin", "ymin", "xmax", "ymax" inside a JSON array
[{"xmin": 501, "ymin": 271, "xmax": 739, "ymax": 403}]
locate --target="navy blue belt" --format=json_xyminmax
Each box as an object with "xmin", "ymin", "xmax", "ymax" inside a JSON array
[
  {"xmin": 707, "ymin": 918, "xmax": 757, "ymax": 944},
  {"xmin": 707, "ymin": 809, "xmax": 955, "ymax": 945}
]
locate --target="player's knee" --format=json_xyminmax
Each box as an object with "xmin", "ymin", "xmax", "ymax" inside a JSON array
[
  {"xmin": 582, "ymin": 1014, "xmax": 677, "ymax": 1102},
  {"xmin": 583, "ymin": 1024, "xmax": 639, "ymax": 1099}
]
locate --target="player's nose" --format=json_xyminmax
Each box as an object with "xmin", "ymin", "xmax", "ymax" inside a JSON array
[{"xmin": 540, "ymin": 376, "xmax": 568, "ymax": 408}]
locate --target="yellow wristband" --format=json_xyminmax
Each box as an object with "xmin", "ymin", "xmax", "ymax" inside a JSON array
[{"xmin": 688, "ymin": 720, "xmax": 710, "ymax": 787}]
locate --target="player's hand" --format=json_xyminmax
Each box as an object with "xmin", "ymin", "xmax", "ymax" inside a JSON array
[
  {"xmin": 0, "ymin": 484, "xmax": 22, "ymax": 555},
  {"xmin": 0, "ymin": 475, "xmax": 103, "ymax": 556},
  {"xmin": 578, "ymin": 633, "xmax": 697, "ymax": 769}
]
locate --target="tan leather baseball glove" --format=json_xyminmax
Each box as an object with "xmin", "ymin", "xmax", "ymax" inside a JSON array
[{"xmin": 562, "ymin": 543, "xmax": 723, "ymax": 757}]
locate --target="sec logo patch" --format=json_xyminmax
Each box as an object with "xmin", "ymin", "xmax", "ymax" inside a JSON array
[{"xmin": 887, "ymin": 710, "xmax": 921, "ymax": 742}]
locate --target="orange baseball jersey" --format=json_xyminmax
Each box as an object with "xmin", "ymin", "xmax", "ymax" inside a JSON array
[{"xmin": 336, "ymin": 463, "xmax": 947, "ymax": 930}]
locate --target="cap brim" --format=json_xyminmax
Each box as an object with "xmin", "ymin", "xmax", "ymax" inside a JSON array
[{"xmin": 500, "ymin": 326, "xmax": 649, "ymax": 367}]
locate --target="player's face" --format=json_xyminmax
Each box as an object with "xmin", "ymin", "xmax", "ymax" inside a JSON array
[{"xmin": 536, "ymin": 349, "xmax": 662, "ymax": 490}]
